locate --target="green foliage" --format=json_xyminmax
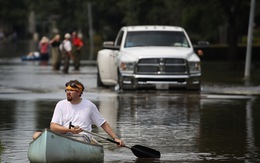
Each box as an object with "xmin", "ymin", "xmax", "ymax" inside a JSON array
[
  {"xmin": 0, "ymin": 0, "xmax": 259, "ymax": 47},
  {"xmin": 0, "ymin": 0, "xmax": 28, "ymax": 34}
]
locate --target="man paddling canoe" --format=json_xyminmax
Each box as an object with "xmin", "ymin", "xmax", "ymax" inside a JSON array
[{"xmin": 33, "ymin": 80, "xmax": 124, "ymax": 147}]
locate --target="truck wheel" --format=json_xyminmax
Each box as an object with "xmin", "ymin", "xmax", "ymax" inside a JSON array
[{"xmin": 97, "ymin": 70, "xmax": 104, "ymax": 87}]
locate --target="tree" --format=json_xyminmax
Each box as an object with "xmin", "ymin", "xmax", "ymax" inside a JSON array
[
  {"xmin": 1, "ymin": 0, "xmax": 259, "ymax": 61},
  {"xmin": 218, "ymin": 0, "xmax": 250, "ymax": 61},
  {"xmin": 0, "ymin": 0, "xmax": 28, "ymax": 38},
  {"xmin": 179, "ymin": 0, "xmax": 253, "ymax": 62}
]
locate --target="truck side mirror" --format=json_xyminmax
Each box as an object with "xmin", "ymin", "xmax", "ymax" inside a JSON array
[{"xmin": 103, "ymin": 41, "xmax": 120, "ymax": 50}]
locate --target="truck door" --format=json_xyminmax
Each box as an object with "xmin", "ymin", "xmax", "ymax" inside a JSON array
[{"xmin": 97, "ymin": 49, "xmax": 118, "ymax": 86}]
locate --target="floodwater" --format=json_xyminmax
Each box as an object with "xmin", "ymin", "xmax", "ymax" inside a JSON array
[{"xmin": 0, "ymin": 41, "xmax": 260, "ymax": 162}]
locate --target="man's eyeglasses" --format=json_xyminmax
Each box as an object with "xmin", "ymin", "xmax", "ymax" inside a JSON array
[
  {"xmin": 65, "ymin": 89, "xmax": 78, "ymax": 93},
  {"xmin": 65, "ymin": 82, "xmax": 79, "ymax": 89}
]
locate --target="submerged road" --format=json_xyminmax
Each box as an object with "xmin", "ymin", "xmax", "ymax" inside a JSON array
[
  {"xmin": 0, "ymin": 58, "xmax": 260, "ymax": 96},
  {"xmin": 0, "ymin": 58, "xmax": 260, "ymax": 162}
]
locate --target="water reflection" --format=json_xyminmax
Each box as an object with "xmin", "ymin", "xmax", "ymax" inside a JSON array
[
  {"xmin": 0, "ymin": 141, "xmax": 3, "ymax": 153},
  {"xmin": 0, "ymin": 100, "xmax": 17, "ymax": 129},
  {"xmin": 199, "ymin": 95, "xmax": 260, "ymax": 162},
  {"xmin": 0, "ymin": 99, "xmax": 56, "ymax": 162},
  {"xmin": 97, "ymin": 93, "xmax": 118, "ymax": 129},
  {"xmin": 200, "ymin": 100, "xmax": 247, "ymax": 155},
  {"xmin": 0, "ymin": 92, "xmax": 260, "ymax": 162},
  {"xmin": 33, "ymin": 100, "xmax": 57, "ymax": 129},
  {"xmin": 245, "ymin": 98, "xmax": 259, "ymax": 161},
  {"xmin": 116, "ymin": 92, "xmax": 201, "ymax": 154}
]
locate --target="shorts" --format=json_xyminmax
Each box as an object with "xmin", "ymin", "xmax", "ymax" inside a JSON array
[{"xmin": 65, "ymin": 133, "xmax": 91, "ymax": 142}]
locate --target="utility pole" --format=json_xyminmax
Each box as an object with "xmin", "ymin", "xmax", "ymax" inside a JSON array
[
  {"xmin": 244, "ymin": 0, "xmax": 255, "ymax": 81},
  {"xmin": 88, "ymin": 2, "xmax": 94, "ymax": 60}
]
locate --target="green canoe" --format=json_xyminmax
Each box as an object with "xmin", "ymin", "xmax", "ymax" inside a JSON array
[{"xmin": 28, "ymin": 129, "xmax": 104, "ymax": 162}]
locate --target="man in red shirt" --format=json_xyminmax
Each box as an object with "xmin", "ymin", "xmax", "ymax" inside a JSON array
[{"xmin": 71, "ymin": 31, "xmax": 84, "ymax": 71}]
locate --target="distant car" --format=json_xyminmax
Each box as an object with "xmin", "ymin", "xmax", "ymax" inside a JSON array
[{"xmin": 97, "ymin": 25, "xmax": 206, "ymax": 90}]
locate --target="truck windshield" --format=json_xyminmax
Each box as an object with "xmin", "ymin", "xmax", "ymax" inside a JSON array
[{"xmin": 124, "ymin": 31, "xmax": 190, "ymax": 48}]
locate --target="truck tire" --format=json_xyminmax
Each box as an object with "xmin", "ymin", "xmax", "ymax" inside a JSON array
[{"xmin": 97, "ymin": 70, "xmax": 104, "ymax": 87}]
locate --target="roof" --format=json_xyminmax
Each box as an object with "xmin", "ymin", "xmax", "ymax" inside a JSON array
[{"xmin": 121, "ymin": 25, "xmax": 184, "ymax": 32}]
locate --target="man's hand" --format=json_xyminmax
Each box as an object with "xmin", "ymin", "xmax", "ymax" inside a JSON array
[
  {"xmin": 114, "ymin": 137, "xmax": 125, "ymax": 147},
  {"xmin": 70, "ymin": 125, "xmax": 83, "ymax": 134}
]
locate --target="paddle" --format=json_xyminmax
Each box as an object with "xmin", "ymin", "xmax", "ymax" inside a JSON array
[{"xmin": 69, "ymin": 122, "xmax": 160, "ymax": 158}]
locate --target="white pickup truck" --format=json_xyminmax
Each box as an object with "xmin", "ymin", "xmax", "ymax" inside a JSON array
[{"xmin": 97, "ymin": 25, "xmax": 205, "ymax": 90}]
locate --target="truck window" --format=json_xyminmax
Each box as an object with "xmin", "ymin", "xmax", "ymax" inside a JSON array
[
  {"xmin": 115, "ymin": 31, "xmax": 124, "ymax": 47},
  {"xmin": 124, "ymin": 31, "xmax": 190, "ymax": 48}
]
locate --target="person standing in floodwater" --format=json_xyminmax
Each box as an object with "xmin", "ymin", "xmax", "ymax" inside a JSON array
[
  {"xmin": 60, "ymin": 33, "xmax": 73, "ymax": 74},
  {"xmin": 71, "ymin": 31, "xmax": 83, "ymax": 71},
  {"xmin": 39, "ymin": 36, "xmax": 49, "ymax": 65},
  {"xmin": 50, "ymin": 34, "xmax": 61, "ymax": 70}
]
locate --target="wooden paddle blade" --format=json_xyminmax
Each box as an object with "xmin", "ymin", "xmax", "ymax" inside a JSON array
[{"xmin": 131, "ymin": 145, "xmax": 161, "ymax": 158}]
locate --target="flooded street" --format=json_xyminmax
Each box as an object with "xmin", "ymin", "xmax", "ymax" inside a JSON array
[{"xmin": 0, "ymin": 55, "xmax": 260, "ymax": 162}]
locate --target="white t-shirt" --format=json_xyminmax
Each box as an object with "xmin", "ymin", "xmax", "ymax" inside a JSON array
[
  {"xmin": 51, "ymin": 98, "xmax": 105, "ymax": 133},
  {"xmin": 59, "ymin": 40, "xmax": 72, "ymax": 52}
]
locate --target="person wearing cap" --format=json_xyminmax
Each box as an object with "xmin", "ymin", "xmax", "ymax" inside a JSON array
[
  {"xmin": 59, "ymin": 33, "xmax": 73, "ymax": 73},
  {"xmin": 32, "ymin": 80, "xmax": 125, "ymax": 147}
]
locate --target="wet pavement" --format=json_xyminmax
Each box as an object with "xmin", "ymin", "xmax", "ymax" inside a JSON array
[{"xmin": 0, "ymin": 57, "xmax": 260, "ymax": 162}]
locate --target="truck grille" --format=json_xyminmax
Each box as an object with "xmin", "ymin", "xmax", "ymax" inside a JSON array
[{"xmin": 136, "ymin": 58, "xmax": 188, "ymax": 75}]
